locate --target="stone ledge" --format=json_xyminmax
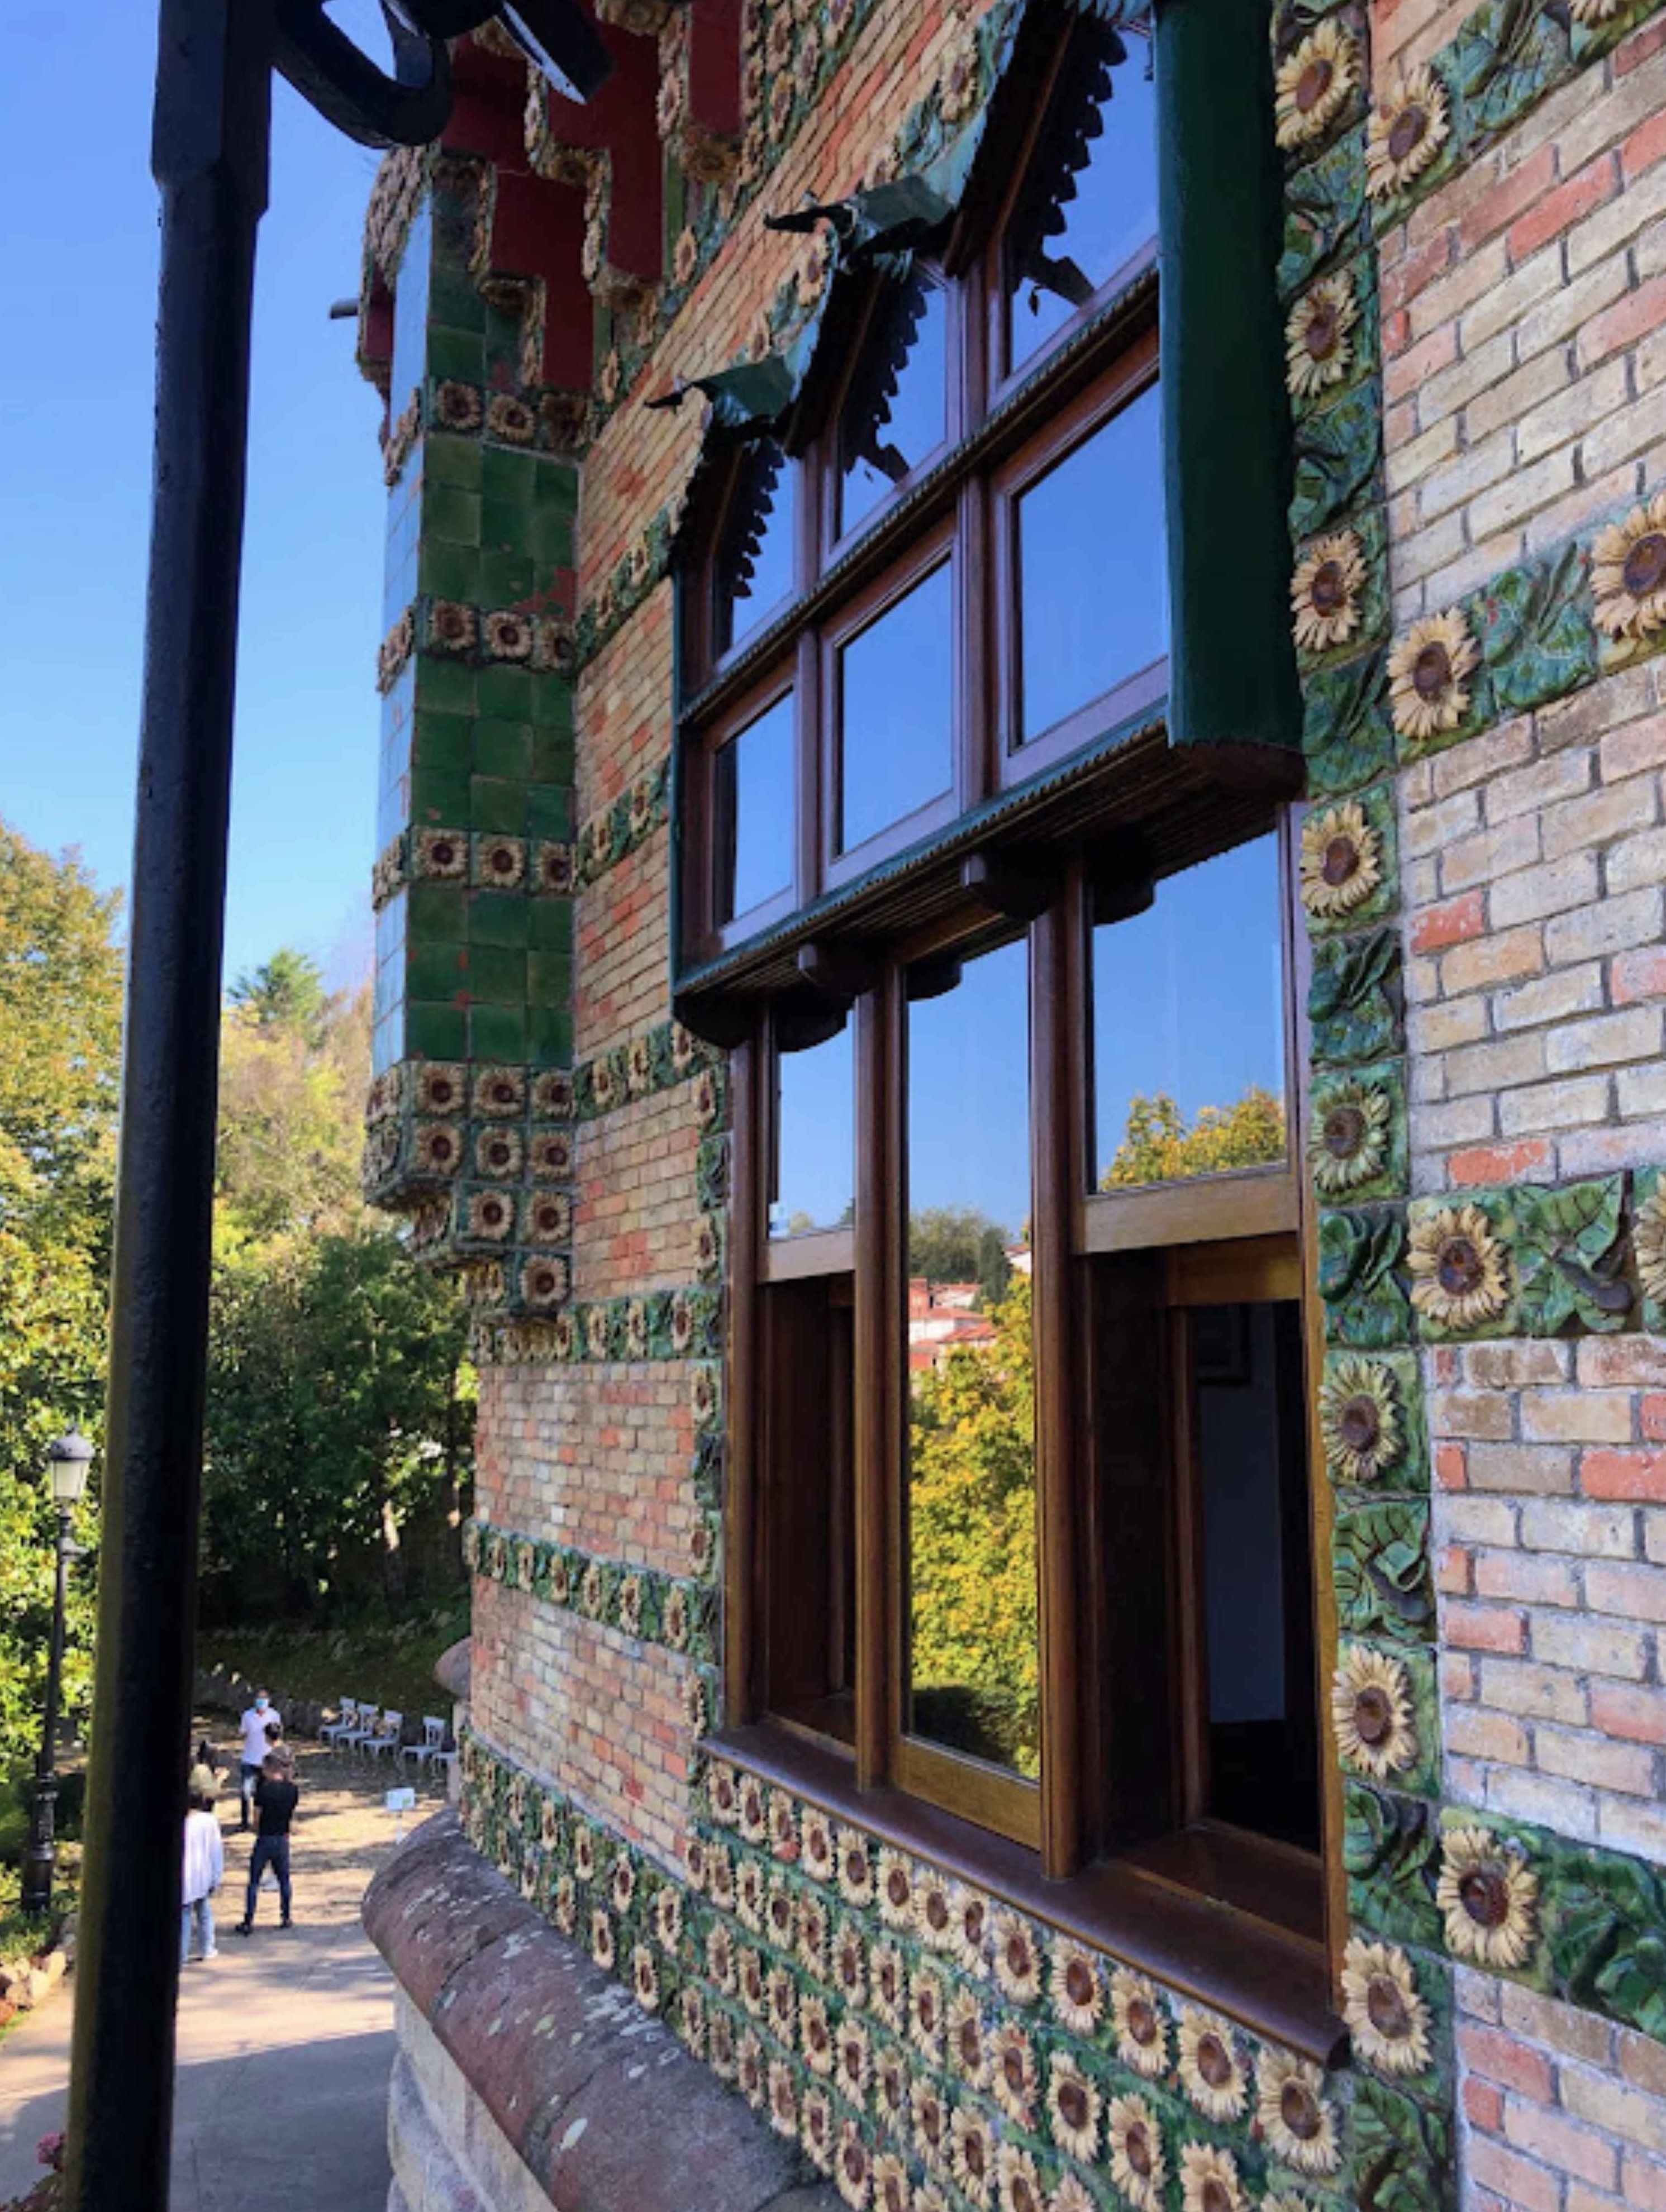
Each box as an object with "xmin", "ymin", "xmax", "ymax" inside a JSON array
[{"xmin": 364, "ymin": 1810, "xmax": 839, "ymax": 2212}]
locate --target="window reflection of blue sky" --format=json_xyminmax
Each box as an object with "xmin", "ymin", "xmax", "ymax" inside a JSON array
[
  {"xmin": 722, "ymin": 692, "xmax": 795, "ymax": 921},
  {"xmin": 1093, "ymin": 835, "xmax": 1285, "ymax": 1178},
  {"xmin": 721, "ymin": 446, "xmax": 796, "ymax": 652},
  {"xmin": 908, "ymin": 940, "xmax": 1033, "ymax": 1240},
  {"xmin": 840, "ymin": 561, "xmax": 955, "ymax": 852},
  {"xmin": 1006, "ymin": 36, "xmax": 1158, "ymax": 368},
  {"xmin": 773, "ymin": 1023, "xmax": 855, "ymax": 1235},
  {"xmin": 840, "ymin": 276, "xmax": 949, "ymax": 537},
  {"xmin": 1018, "ymin": 384, "xmax": 1168, "ymax": 742}
]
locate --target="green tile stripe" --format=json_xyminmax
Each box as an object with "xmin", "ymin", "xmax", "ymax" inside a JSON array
[
  {"xmin": 465, "ymin": 1517, "xmax": 720, "ymax": 1664},
  {"xmin": 469, "ymin": 1282, "xmax": 723, "ymax": 1367},
  {"xmin": 460, "ymin": 1725, "xmax": 1374, "ymax": 2212},
  {"xmin": 572, "ymin": 754, "xmax": 672, "ymax": 889}
]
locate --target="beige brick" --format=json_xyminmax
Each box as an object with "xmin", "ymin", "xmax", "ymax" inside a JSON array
[
  {"xmin": 1546, "ymin": 1006, "xmax": 1663, "ymax": 1075},
  {"xmin": 1599, "ymin": 1797, "xmax": 1666, "ymax": 1865},
  {"xmin": 1480, "ymin": 1656, "xmax": 1591, "ymax": 1724},
  {"xmin": 1535, "ymin": 1722, "xmax": 1658, "ymax": 1796},
  {"xmin": 1543, "ymin": 774, "xmax": 1658, "ymax": 862},
  {"xmin": 1619, "ymin": 1062, "xmax": 1666, "ymax": 1117},
  {"xmin": 1445, "ymin": 1032, "xmax": 1549, "ymax": 1096},
  {"xmin": 1386, "ymin": 412, "xmax": 1463, "ymax": 498},
  {"xmin": 1524, "ymin": 460, "xmax": 1653, "ymax": 557},
  {"xmin": 1620, "ymin": 2030, "xmax": 1666, "ymax": 2101},
  {"xmin": 1521, "ymin": 360, "xmax": 1631, "ymax": 468},
  {"xmin": 1504, "ymin": 2097, "xmax": 1621, "ymax": 2192},
  {"xmin": 1415, "ymin": 423, "xmax": 1519, "ymax": 524},
  {"xmin": 1586, "ymin": 379, "xmax": 1666, "ymax": 477},
  {"xmin": 1411, "ymin": 995, "xmax": 1490, "ymax": 1052},
  {"xmin": 1520, "ymin": 1499, "xmax": 1640, "ymax": 1557},
  {"xmin": 1521, "ymin": 1390, "xmax": 1638, "ymax": 1444},
  {"xmin": 1588, "ymin": 1561, "xmax": 1666, "ymax": 1621},
  {"xmin": 1563, "ymin": 1116, "xmax": 1666, "ymax": 1175},
  {"xmin": 1439, "ymin": 1495, "xmax": 1521, "ymax": 1544},
  {"xmin": 1432, "ymin": 1389, "xmax": 1516, "ymax": 1440},
  {"xmin": 1518, "ymin": 252, "xmax": 1633, "ymax": 366},
  {"xmin": 1493, "ymin": 964, "xmax": 1606, "ymax": 1034},
  {"xmin": 1443, "ymin": 924, "xmax": 1546, "ymax": 995},
  {"xmin": 1461, "ymin": 238, "xmax": 1571, "ymax": 354},
  {"xmin": 1470, "ymin": 446, "xmax": 1582, "ymax": 541},
  {"xmin": 1487, "ymin": 1764, "xmax": 1600, "ymax": 1839},
  {"xmin": 1462, "ymin": 1343, "xmax": 1573, "ymax": 1388},
  {"xmin": 1488, "ymin": 747, "xmax": 1597, "ymax": 824},
  {"xmin": 1491, "ymin": 850, "xmax": 1602, "ymax": 927},
  {"xmin": 1606, "ymin": 821, "xmax": 1666, "ymax": 894},
  {"xmin": 1579, "ymin": 1337, "xmax": 1666, "ymax": 1387},
  {"xmin": 1467, "ymin": 1442, "xmax": 1577, "ymax": 1495},
  {"xmin": 1569, "ymin": 156, "xmax": 1666, "ymax": 276},
  {"xmin": 1501, "ymin": 1982, "xmax": 1615, "ymax": 2066},
  {"xmin": 1432, "ymin": 717, "xmax": 1536, "ymax": 798},
  {"xmin": 1463, "ymin": 341, "xmax": 1574, "ymax": 444},
  {"xmin": 1446, "ymin": 1704, "xmax": 1531, "ymax": 1763},
  {"xmin": 1546, "ymin": 886, "xmax": 1666, "ymax": 965},
  {"xmin": 1403, "ymin": 784, "xmax": 1484, "ymax": 861},
  {"xmin": 1442, "ymin": 814, "xmax": 1544, "ymax": 895},
  {"xmin": 1531, "ymin": 1612, "xmax": 1653, "ymax": 1680},
  {"xmin": 1414, "ymin": 1094, "xmax": 1497, "ymax": 1150},
  {"xmin": 1498, "ymin": 1074, "xmax": 1614, "ymax": 1135}
]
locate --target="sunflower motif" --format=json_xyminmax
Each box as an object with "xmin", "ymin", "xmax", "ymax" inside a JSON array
[
  {"xmin": 428, "ymin": 599, "xmax": 478, "ymax": 655},
  {"xmin": 467, "ymin": 1190, "xmax": 512, "ymax": 1242},
  {"xmin": 939, "ymin": 26, "xmax": 981, "ymax": 125},
  {"xmin": 911, "ymin": 2073, "xmax": 950, "ymax": 2170},
  {"xmin": 768, "ymin": 1790, "xmax": 797, "ymax": 1861},
  {"xmin": 736, "ymin": 1855, "xmax": 765, "ymax": 1930},
  {"xmin": 1051, "ymin": 2177, "xmax": 1096, "ymax": 2212},
  {"xmin": 1274, "ymin": 21, "xmax": 1359, "ymax": 149},
  {"xmin": 767, "ymin": 1963, "xmax": 796, "ymax": 2044},
  {"xmin": 835, "ymin": 2123, "xmax": 872, "ymax": 2212},
  {"xmin": 1257, "ymin": 2051, "xmax": 1340, "ymax": 2176},
  {"xmin": 680, "ymin": 1668, "xmax": 707, "ymax": 1736},
  {"xmin": 915, "ymin": 1871, "xmax": 955, "ymax": 1951},
  {"xmin": 610, "ymin": 1851, "xmax": 637, "ymax": 1918},
  {"xmin": 873, "ymin": 2151, "xmax": 911, "ymax": 2212},
  {"xmin": 833, "ymin": 1919, "xmax": 867, "ymax": 2006},
  {"xmin": 914, "ymin": 2186, "xmax": 951, "ymax": 2212},
  {"xmin": 1389, "ymin": 608, "xmax": 1480, "ymax": 743},
  {"xmin": 1292, "ymin": 529, "xmax": 1367, "ymax": 654},
  {"xmin": 1593, "ymin": 490, "xmax": 1666, "ymax": 642},
  {"xmin": 874, "ymin": 1847, "xmax": 913, "ymax": 1927},
  {"xmin": 1049, "ymin": 1939, "xmax": 1102, "ymax": 2033},
  {"xmin": 616, "ymin": 1573, "xmax": 644, "ymax": 1638},
  {"xmin": 434, "ymin": 379, "xmax": 483, "ymax": 432},
  {"xmin": 707, "ymin": 1760, "xmax": 739, "ymax": 1825},
  {"xmin": 910, "ymin": 1963, "xmax": 947, "ymax": 2063},
  {"xmin": 991, "ymin": 1911, "xmax": 1043, "ymax": 2005},
  {"xmin": 708, "ymin": 1841, "xmax": 736, "ymax": 1913},
  {"xmin": 677, "ymin": 1981, "xmax": 706, "ymax": 2057},
  {"xmin": 1298, "ymin": 799, "xmax": 1384, "ymax": 922},
  {"xmin": 1180, "ymin": 2142, "xmax": 1245, "ymax": 2212},
  {"xmin": 1320, "ymin": 1356, "xmax": 1404, "ymax": 1485},
  {"xmin": 989, "ymin": 2019, "xmax": 1038, "ymax": 2126},
  {"xmin": 994, "ymin": 2144, "xmax": 1045, "ymax": 2212},
  {"xmin": 708, "ymin": 2008, "xmax": 737, "ymax": 2080},
  {"xmin": 484, "ymin": 609, "xmax": 532, "ymax": 662},
  {"xmin": 1636, "ymin": 1184, "xmax": 1666, "ymax": 1305},
  {"xmin": 835, "ymin": 2015, "xmax": 871, "ymax": 2106},
  {"xmin": 766, "ymin": 2057, "xmax": 797, "ymax": 2142},
  {"xmin": 951, "ymin": 1885, "xmax": 989, "ymax": 1976},
  {"xmin": 1569, "ymin": 0, "xmax": 1625, "ymax": 16},
  {"xmin": 589, "ymin": 1906, "xmax": 615, "ymax": 1973},
  {"xmin": 801, "ymin": 1992, "xmax": 835, "ymax": 2075},
  {"xmin": 579, "ymin": 1557, "xmax": 606, "ymax": 1617},
  {"xmin": 797, "ymin": 1890, "xmax": 830, "ymax": 1978},
  {"xmin": 947, "ymin": 1987, "xmax": 989, "ymax": 2087},
  {"xmin": 949, "ymin": 2108, "xmax": 994, "ymax": 2209},
  {"xmin": 837, "ymin": 1827, "xmax": 875, "ymax": 1906},
  {"xmin": 799, "ymin": 2085, "xmax": 834, "ymax": 2172},
  {"xmin": 1308, "ymin": 1076, "xmax": 1392, "ymax": 1196},
  {"xmin": 739, "ymin": 1944, "xmax": 768, "ymax": 2018},
  {"xmin": 1407, "ymin": 1202, "xmax": 1511, "ymax": 1331},
  {"xmin": 1111, "ymin": 1968, "xmax": 1169, "ymax": 2078},
  {"xmin": 1286, "ymin": 273, "xmax": 1358, "ymax": 401},
  {"xmin": 1178, "ymin": 2008, "xmax": 1248, "ymax": 2122},
  {"xmin": 1365, "ymin": 63, "xmax": 1451, "ymax": 199},
  {"xmin": 1047, "ymin": 2051, "xmax": 1101, "ymax": 2163},
  {"xmin": 1332, "ymin": 1643, "xmax": 1419, "ymax": 1780},
  {"xmin": 631, "ymin": 1943, "xmax": 659, "ymax": 2012},
  {"xmin": 1438, "ymin": 1826, "xmax": 1540, "ymax": 1969},
  {"xmin": 1107, "ymin": 2094, "xmax": 1166, "ymax": 2212},
  {"xmin": 485, "ymin": 392, "xmax": 535, "ymax": 445},
  {"xmin": 536, "ymin": 838, "xmax": 572, "ymax": 896},
  {"xmin": 1341, "ymin": 1937, "xmax": 1432, "ymax": 2075},
  {"xmin": 738, "ymin": 2028, "xmax": 767, "ymax": 2111},
  {"xmin": 653, "ymin": 1882, "xmax": 683, "ymax": 1953},
  {"xmin": 553, "ymin": 1872, "xmax": 577, "ymax": 1933}
]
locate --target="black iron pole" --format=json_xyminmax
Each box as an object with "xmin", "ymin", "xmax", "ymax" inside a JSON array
[
  {"xmin": 20, "ymin": 1510, "xmax": 73, "ymax": 1920},
  {"xmin": 64, "ymin": 5, "xmax": 273, "ymax": 2204}
]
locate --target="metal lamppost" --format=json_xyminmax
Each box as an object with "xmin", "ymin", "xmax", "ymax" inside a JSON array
[
  {"xmin": 64, "ymin": 7, "xmax": 610, "ymax": 2208},
  {"xmin": 20, "ymin": 1429, "xmax": 94, "ymax": 1920}
]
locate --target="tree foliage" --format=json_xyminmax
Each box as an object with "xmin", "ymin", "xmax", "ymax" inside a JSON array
[
  {"xmin": 0, "ymin": 824, "xmax": 122, "ymax": 1771},
  {"xmin": 907, "ymin": 1277, "xmax": 1039, "ymax": 1775},
  {"xmin": 908, "ymin": 1207, "xmax": 1015, "ymax": 1305},
  {"xmin": 1099, "ymin": 1086, "xmax": 1286, "ymax": 1190}
]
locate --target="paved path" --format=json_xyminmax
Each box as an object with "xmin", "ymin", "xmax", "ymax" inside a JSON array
[{"xmin": 0, "ymin": 1727, "xmax": 444, "ymax": 2210}]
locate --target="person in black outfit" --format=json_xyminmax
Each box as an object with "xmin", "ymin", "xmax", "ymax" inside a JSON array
[{"xmin": 234, "ymin": 1753, "xmax": 298, "ymax": 1933}]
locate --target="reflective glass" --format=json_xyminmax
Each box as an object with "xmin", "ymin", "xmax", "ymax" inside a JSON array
[
  {"xmin": 1018, "ymin": 384, "xmax": 1167, "ymax": 743},
  {"xmin": 772, "ymin": 1023, "xmax": 855, "ymax": 1238},
  {"xmin": 713, "ymin": 692, "xmax": 794, "ymax": 924},
  {"xmin": 715, "ymin": 442, "xmax": 797, "ymax": 656},
  {"xmin": 905, "ymin": 939, "xmax": 1038, "ymax": 1781},
  {"xmin": 1093, "ymin": 835, "xmax": 1286, "ymax": 1189},
  {"xmin": 1004, "ymin": 21, "xmax": 1158, "ymax": 371},
  {"xmin": 838, "ymin": 270, "xmax": 949, "ymax": 538},
  {"xmin": 839, "ymin": 561, "xmax": 954, "ymax": 854}
]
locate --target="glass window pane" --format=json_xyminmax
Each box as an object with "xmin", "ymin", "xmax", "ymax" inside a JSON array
[
  {"xmin": 715, "ymin": 442, "xmax": 797, "ymax": 656},
  {"xmin": 1094, "ymin": 834, "xmax": 1286, "ymax": 1189},
  {"xmin": 839, "ymin": 562, "xmax": 954, "ymax": 854},
  {"xmin": 1018, "ymin": 385, "xmax": 1167, "ymax": 745},
  {"xmin": 1005, "ymin": 20, "xmax": 1158, "ymax": 373},
  {"xmin": 772, "ymin": 1023, "xmax": 854, "ymax": 1238},
  {"xmin": 906, "ymin": 939, "xmax": 1038, "ymax": 1781},
  {"xmin": 713, "ymin": 693, "xmax": 794, "ymax": 924},
  {"xmin": 838, "ymin": 270, "xmax": 949, "ymax": 539}
]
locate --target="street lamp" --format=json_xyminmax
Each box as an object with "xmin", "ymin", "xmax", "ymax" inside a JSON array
[
  {"xmin": 65, "ymin": 8, "xmax": 611, "ymax": 2209},
  {"xmin": 20, "ymin": 1430, "xmax": 93, "ymax": 1920}
]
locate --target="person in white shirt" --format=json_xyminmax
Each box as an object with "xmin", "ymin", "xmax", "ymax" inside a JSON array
[
  {"xmin": 181, "ymin": 1789, "xmax": 224, "ymax": 1964},
  {"xmin": 236, "ymin": 1693, "xmax": 276, "ymax": 1832}
]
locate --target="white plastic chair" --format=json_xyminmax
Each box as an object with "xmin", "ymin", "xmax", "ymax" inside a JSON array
[
  {"xmin": 319, "ymin": 1696, "xmax": 359, "ymax": 1749},
  {"xmin": 365, "ymin": 1710, "xmax": 403, "ymax": 1762},
  {"xmin": 341, "ymin": 1704, "xmax": 381, "ymax": 1757},
  {"xmin": 401, "ymin": 1715, "xmax": 446, "ymax": 1771}
]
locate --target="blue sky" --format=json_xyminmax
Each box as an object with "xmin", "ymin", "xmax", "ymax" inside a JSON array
[{"xmin": 4, "ymin": 4, "xmax": 392, "ymax": 993}]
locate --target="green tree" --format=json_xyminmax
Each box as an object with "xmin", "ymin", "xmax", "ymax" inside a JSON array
[
  {"xmin": 907, "ymin": 1206, "xmax": 1012, "ymax": 1291},
  {"xmin": 229, "ymin": 946, "xmax": 330, "ymax": 1046},
  {"xmin": 1100, "ymin": 1085, "xmax": 1286, "ymax": 1190},
  {"xmin": 215, "ymin": 975, "xmax": 369, "ymax": 1251},
  {"xmin": 0, "ymin": 823, "xmax": 122, "ymax": 1772},
  {"xmin": 907, "ymin": 1277, "xmax": 1038, "ymax": 1775}
]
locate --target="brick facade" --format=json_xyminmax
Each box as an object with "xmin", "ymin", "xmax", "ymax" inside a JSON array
[{"xmin": 356, "ymin": 3, "xmax": 1666, "ymax": 2208}]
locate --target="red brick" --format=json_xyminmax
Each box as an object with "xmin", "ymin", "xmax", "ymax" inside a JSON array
[
  {"xmin": 1385, "ymin": 321, "xmax": 1459, "ymax": 404},
  {"xmin": 1465, "ymin": 2077, "xmax": 1506, "ymax": 2132},
  {"xmin": 1618, "ymin": 17, "xmax": 1666, "ymax": 73},
  {"xmin": 1624, "ymin": 2152, "xmax": 1666, "ymax": 2212},
  {"xmin": 1459, "ymin": 2023, "xmax": 1556, "ymax": 2102},
  {"xmin": 1448, "ymin": 1138, "xmax": 1555, "ymax": 1185},
  {"xmin": 1412, "ymin": 890, "xmax": 1487, "ymax": 954},
  {"xmin": 1446, "ymin": 1601, "xmax": 1527, "ymax": 1654},
  {"xmin": 1581, "ymin": 272, "xmax": 1666, "ymax": 369},
  {"xmin": 1436, "ymin": 1543, "xmax": 1474, "ymax": 1595},
  {"xmin": 1458, "ymin": 145, "xmax": 1558, "ymax": 255},
  {"xmin": 1382, "ymin": 223, "xmax": 1459, "ymax": 317},
  {"xmin": 1436, "ymin": 1441, "xmax": 1469, "ymax": 1491},
  {"xmin": 1510, "ymin": 154, "xmax": 1620, "ymax": 263},
  {"xmin": 1469, "ymin": 2137, "xmax": 1562, "ymax": 2212},
  {"xmin": 1582, "ymin": 1448, "xmax": 1666, "ymax": 1502},
  {"xmin": 1591, "ymin": 1680, "xmax": 1666, "ymax": 1746},
  {"xmin": 1644, "ymin": 1396, "xmax": 1666, "ymax": 1442},
  {"xmin": 1505, "ymin": 2100, "xmax": 1620, "ymax": 2192},
  {"xmin": 1613, "ymin": 948, "xmax": 1666, "ymax": 1004}
]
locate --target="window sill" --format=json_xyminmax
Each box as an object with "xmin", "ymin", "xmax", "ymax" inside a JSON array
[{"xmin": 708, "ymin": 1721, "xmax": 1346, "ymax": 2068}]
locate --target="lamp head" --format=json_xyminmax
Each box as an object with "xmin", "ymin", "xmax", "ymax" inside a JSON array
[{"xmin": 46, "ymin": 1428, "xmax": 93, "ymax": 1509}]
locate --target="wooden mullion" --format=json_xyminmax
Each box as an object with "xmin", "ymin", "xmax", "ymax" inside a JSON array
[
  {"xmin": 854, "ymin": 976, "xmax": 901, "ymax": 1789},
  {"xmin": 1032, "ymin": 897, "xmax": 1086, "ymax": 1878},
  {"xmin": 724, "ymin": 1023, "xmax": 769, "ymax": 1728}
]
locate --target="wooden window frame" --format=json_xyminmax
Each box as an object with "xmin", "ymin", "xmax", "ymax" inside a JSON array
[
  {"xmin": 706, "ymin": 438, "xmax": 804, "ymax": 680},
  {"xmin": 821, "ymin": 260, "xmax": 967, "ymax": 565},
  {"xmin": 685, "ymin": 660, "xmax": 801, "ymax": 956}
]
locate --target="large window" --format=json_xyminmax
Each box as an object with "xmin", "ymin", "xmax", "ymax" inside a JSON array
[{"xmin": 694, "ymin": 12, "xmax": 1331, "ymax": 1972}]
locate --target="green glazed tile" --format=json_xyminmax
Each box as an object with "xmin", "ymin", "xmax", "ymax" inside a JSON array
[
  {"xmin": 530, "ymin": 676, "xmax": 574, "ymax": 730},
  {"xmin": 529, "ymin": 507, "xmax": 574, "ymax": 567},
  {"xmin": 481, "ymin": 447, "xmax": 535, "ymax": 508},
  {"xmin": 534, "ymin": 464, "xmax": 578, "ymax": 513},
  {"xmin": 407, "ymin": 1001, "xmax": 469, "ymax": 1059},
  {"xmin": 407, "ymin": 881, "xmax": 468, "ymax": 944},
  {"xmin": 525, "ymin": 784, "xmax": 572, "ymax": 839},
  {"xmin": 528, "ymin": 1004, "xmax": 573, "ymax": 1067},
  {"xmin": 472, "ymin": 718, "xmax": 532, "ymax": 781},
  {"xmin": 407, "ymin": 941, "xmax": 469, "ymax": 1001},
  {"xmin": 425, "ymin": 327, "xmax": 483, "ymax": 383},
  {"xmin": 479, "ymin": 551, "xmax": 536, "ymax": 604},
  {"xmin": 413, "ymin": 710, "xmax": 474, "ymax": 773},
  {"xmin": 429, "ymin": 276, "xmax": 486, "ymax": 333},
  {"xmin": 424, "ymin": 433, "xmax": 481, "ymax": 490},
  {"xmin": 469, "ymin": 776, "xmax": 527, "ymax": 834},
  {"xmin": 529, "ymin": 900, "xmax": 573, "ymax": 953},
  {"xmin": 531, "ymin": 727, "xmax": 574, "ymax": 783},
  {"xmin": 470, "ymin": 1004, "xmax": 527, "ymax": 1061},
  {"xmin": 424, "ymin": 484, "xmax": 480, "ymax": 548},
  {"xmin": 468, "ymin": 892, "xmax": 531, "ymax": 948},
  {"xmin": 411, "ymin": 766, "xmax": 472, "ymax": 824},
  {"xmin": 529, "ymin": 952, "xmax": 573, "ymax": 1008},
  {"xmin": 415, "ymin": 657, "xmax": 477, "ymax": 716},
  {"xmin": 478, "ymin": 666, "xmax": 533, "ymax": 719},
  {"xmin": 418, "ymin": 541, "xmax": 479, "ymax": 602},
  {"xmin": 467, "ymin": 946, "xmax": 527, "ymax": 1003}
]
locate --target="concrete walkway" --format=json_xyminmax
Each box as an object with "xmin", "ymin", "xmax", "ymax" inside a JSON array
[{"xmin": 0, "ymin": 1728, "xmax": 444, "ymax": 2210}]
